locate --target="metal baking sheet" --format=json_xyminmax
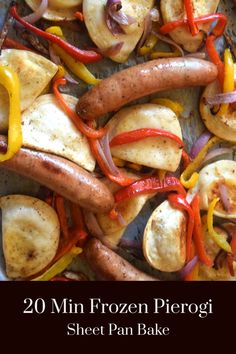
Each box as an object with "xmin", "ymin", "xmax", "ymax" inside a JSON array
[{"xmin": 0, "ymin": 0, "xmax": 235, "ymax": 281}]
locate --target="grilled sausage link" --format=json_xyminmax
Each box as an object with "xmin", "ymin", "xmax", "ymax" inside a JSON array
[
  {"xmin": 77, "ymin": 57, "xmax": 218, "ymax": 120},
  {"xmin": 0, "ymin": 136, "xmax": 114, "ymax": 213},
  {"xmin": 84, "ymin": 238, "xmax": 158, "ymax": 281}
]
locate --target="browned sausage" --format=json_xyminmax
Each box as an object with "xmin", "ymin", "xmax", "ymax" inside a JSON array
[
  {"xmin": 84, "ymin": 238, "xmax": 158, "ymax": 281},
  {"xmin": 0, "ymin": 136, "xmax": 114, "ymax": 213},
  {"xmin": 76, "ymin": 58, "xmax": 217, "ymax": 120}
]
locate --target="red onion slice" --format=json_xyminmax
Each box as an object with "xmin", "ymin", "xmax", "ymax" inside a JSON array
[
  {"xmin": 99, "ymin": 131, "xmax": 120, "ymax": 177},
  {"xmin": 137, "ymin": 12, "xmax": 152, "ymax": 52},
  {"xmin": 179, "ymin": 256, "xmax": 199, "ymax": 279},
  {"xmin": 105, "ymin": 0, "xmax": 136, "ymax": 36},
  {"xmin": 219, "ymin": 182, "xmax": 232, "ymax": 213},
  {"xmin": 152, "ymin": 31, "xmax": 184, "ymax": 57},
  {"xmin": 205, "ymin": 91, "xmax": 236, "ymax": 105},
  {"xmin": 117, "ymin": 211, "xmax": 127, "ymax": 226},
  {"xmin": 23, "ymin": 0, "xmax": 48, "ymax": 24},
  {"xmin": 98, "ymin": 42, "xmax": 124, "ymax": 57},
  {"xmin": 49, "ymin": 44, "xmax": 61, "ymax": 65},
  {"xmin": 190, "ymin": 131, "xmax": 212, "ymax": 159},
  {"xmin": 106, "ymin": 0, "xmax": 136, "ymax": 25},
  {"xmin": 83, "ymin": 211, "xmax": 104, "ymax": 239},
  {"xmin": 203, "ymin": 148, "xmax": 233, "ymax": 164}
]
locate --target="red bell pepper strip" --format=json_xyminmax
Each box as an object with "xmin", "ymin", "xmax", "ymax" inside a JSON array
[
  {"xmin": 53, "ymin": 78, "xmax": 106, "ymax": 139},
  {"xmin": 191, "ymin": 194, "xmax": 213, "ymax": 267},
  {"xmin": 160, "ymin": 13, "xmax": 227, "ymax": 38},
  {"xmin": 168, "ymin": 193, "xmax": 194, "ymax": 262},
  {"xmin": 114, "ymin": 176, "xmax": 186, "ymax": 204},
  {"xmin": 69, "ymin": 202, "xmax": 88, "ymax": 247},
  {"xmin": 184, "ymin": 0, "xmax": 199, "ymax": 36},
  {"xmin": 10, "ymin": 4, "xmax": 102, "ymax": 64},
  {"xmin": 205, "ymin": 35, "xmax": 225, "ymax": 88},
  {"xmin": 109, "ymin": 128, "xmax": 184, "ymax": 148},
  {"xmin": 3, "ymin": 37, "xmax": 32, "ymax": 51},
  {"xmin": 74, "ymin": 11, "xmax": 84, "ymax": 22}
]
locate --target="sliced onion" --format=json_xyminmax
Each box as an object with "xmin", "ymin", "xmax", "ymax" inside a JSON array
[
  {"xmin": 64, "ymin": 72, "xmax": 79, "ymax": 85},
  {"xmin": 105, "ymin": 12, "xmax": 125, "ymax": 35},
  {"xmin": 219, "ymin": 182, "xmax": 232, "ymax": 213},
  {"xmin": 205, "ymin": 91, "xmax": 236, "ymax": 105},
  {"xmin": 49, "ymin": 45, "xmax": 79, "ymax": 84},
  {"xmin": 83, "ymin": 211, "xmax": 104, "ymax": 239},
  {"xmin": 137, "ymin": 12, "xmax": 152, "ymax": 52},
  {"xmin": 99, "ymin": 131, "xmax": 120, "ymax": 176},
  {"xmin": 190, "ymin": 131, "xmax": 212, "ymax": 159},
  {"xmin": 117, "ymin": 211, "xmax": 127, "ymax": 226},
  {"xmin": 49, "ymin": 44, "xmax": 62, "ymax": 65},
  {"xmin": 22, "ymin": 0, "xmax": 48, "ymax": 24},
  {"xmin": 152, "ymin": 31, "xmax": 184, "ymax": 57},
  {"xmin": 203, "ymin": 148, "xmax": 234, "ymax": 165},
  {"xmin": 179, "ymin": 256, "xmax": 199, "ymax": 279},
  {"xmin": 105, "ymin": 0, "xmax": 136, "ymax": 36},
  {"xmin": 106, "ymin": 0, "xmax": 136, "ymax": 25},
  {"xmin": 98, "ymin": 42, "xmax": 124, "ymax": 57}
]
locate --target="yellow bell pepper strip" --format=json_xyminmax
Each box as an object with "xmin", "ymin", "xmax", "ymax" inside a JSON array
[
  {"xmin": 150, "ymin": 49, "xmax": 181, "ymax": 59},
  {"xmin": 180, "ymin": 136, "xmax": 221, "ymax": 189},
  {"xmin": 207, "ymin": 198, "xmax": 232, "ymax": 253},
  {"xmin": 218, "ymin": 48, "xmax": 235, "ymax": 116},
  {"xmin": 151, "ymin": 98, "xmax": 184, "ymax": 117},
  {"xmin": 32, "ymin": 246, "xmax": 82, "ymax": 281},
  {"xmin": 53, "ymin": 65, "xmax": 66, "ymax": 81},
  {"xmin": 46, "ymin": 26, "xmax": 100, "ymax": 85},
  {"xmin": 138, "ymin": 33, "xmax": 158, "ymax": 56},
  {"xmin": 0, "ymin": 66, "xmax": 22, "ymax": 162}
]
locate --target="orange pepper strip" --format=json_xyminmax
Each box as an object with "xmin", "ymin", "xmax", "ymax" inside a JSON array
[
  {"xmin": 184, "ymin": 0, "xmax": 199, "ymax": 36},
  {"xmin": 53, "ymin": 78, "xmax": 106, "ymax": 139},
  {"xmin": 109, "ymin": 128, "xmax": 184, "ymax": 148},
  {"xmin": 4, "ymin": 37, "xmax": 32, "ymax": 51},
  {"xmin": 191, "ymin": 194, "xmax": 213, "ymax": 267},
  {"xmin": 160, "ymin": 13, "xmax": 227, "ymax": 37},
  {"xmin": 74, "ymin": 11, "xmax": 84, "ymax": 22},
  {"xmin": 168, "ymin": 193, "xmax": 194, "ymax": 262},
  {"xmin": 69, "ymin": 202, "xmax": 88, "ymax": 246},
  {"xmin": 205, "ymin": 35, "xmax": 225, "ymax": 88}
]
